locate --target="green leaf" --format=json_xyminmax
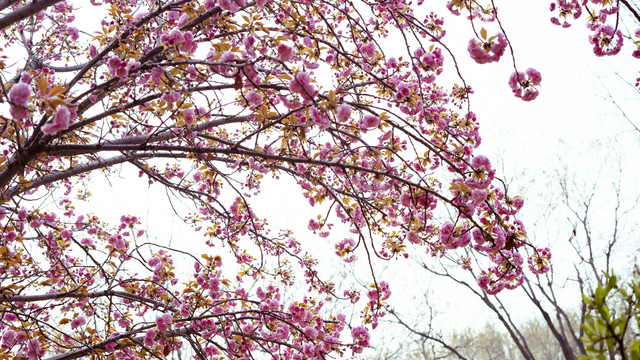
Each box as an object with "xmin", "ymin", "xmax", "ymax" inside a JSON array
[{"xmin": 480, "ymin": 27, "xmax": 487, "ymax": 40}]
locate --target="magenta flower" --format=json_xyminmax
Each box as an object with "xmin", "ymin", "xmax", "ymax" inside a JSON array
[
  {"xmin": 360, "ymin": 115, "xmax": 379, "ymax": 129},
  {"xmin": 359, "ymin": 42, "xmax": 376, "ymax": 60},
  {"xmin": 67, "ymin": 26, "xmax": 79, "ymax": 41},
  {"xmin": 41, "ymin": 106, "xmax": 72, "ymax": 135},
  {"xmin": 162, "ymin": 90, "xmax": 181, "ymax": 104},
  {"xmin": 160, "ymin": 29, "xmax": 184, "ymax": 46},
  {"xmin": 336, "ymin": 104, "xmax": 351, "ymax": 123},
  {"xmin": 71, "ymin": 316, "xmax": 86, "ymax": 329},
  {"xmin": 288, "ymin": 72, "xmax": 317, "ymax": 102},
  {"xmin": 8, "ymin": 82, "xmax": 31, "ymax": 120},
  {"xmin": 26, "ymin": 338, "xmax": 44, "ymax": 360},
  {"xmin": 508, "ymin": 68, "xmax": 542, "ymax": 101},
  {"xmin": 245, "ymin": 91, "xmax": 263, "ymax": 106},
  {"xmin": 528, "ymin": 247, "xmax": 552, "ymax": 274},
  {"xmin": 277, "ymin": 44, "xmax": 294, "ymax": 62},
  {"xmin": 179, "ymin": 31, "xmax": 198, "ymax": 53},
  {"xmin": 351, "ymin": 326, "xmax": 370, "ymax": 347},
  {"xmin": 549, "ymin": 0, "xmax": 582, "ymax": 27},
  {"xmin": 467, "ymin": 32, "xmax": 507, "ymax": 64},
  {"xmin": 155, "ymin": 313, "xmax": 173, "ymax": 332},
  {"xmin": 590, "ymin": 25, "xmax": 623, "ymax": 56}
]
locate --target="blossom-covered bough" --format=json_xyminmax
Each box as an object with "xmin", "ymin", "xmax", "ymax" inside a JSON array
[{"xmin": 8, "ymin": 0, "xmax": 639, "ymax": 358}]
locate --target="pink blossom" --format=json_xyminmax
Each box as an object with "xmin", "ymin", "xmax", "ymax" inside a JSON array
[
  {"xmin": 67, "ymin": 26, "xmax": 79, "ymax": 41},
  {"xmin": 245, "ymin": 91, "xmax": 263, "ymax": 105},
  {"xmin": 107, "ymin": 57, "xmax": 130, "ymax": 78},
  {"xmin": 336, "ymin": 104, "xmax": 351, "ymax": 122},
  {"xmin": 149, "ymin": 256, "xmax": 161, "ymax": 267},
  {"xmin": 335, "ymin": 238, "xmax": 356, "ymax": 262},
  {"xmin": 41, "ymin": 106, "xmax": 72, "ymax": 135},
  {"xmin": 400, "ymin": 192, "xmax": 412, "ymax": 207},
  {"xmin": 218, "ymin": 0, "xmax": 243, "ymax": 12},
  {"xmin": 528, "ymin": 247, "xmax": 552, "ymax": 274},
  {"xmin": 471, "ymin": 189, "xmax": 487, "ymax": 204},
  {"xmin": 359, "ymin": 42, "xmax": 376, "ymax": 60},
  {"xmin": 150, "ymin": 67, "xmax": 163, "ymax": 85},
  {"xmin": 508, "ymin": 68, "xmax": 542, "ymax": 101},
  {"xmin": 308, "ymin": 219, "xmax": 320, "ymax": 231},
  {"xmin": 467, "ymin": 33, "xmax": 507, "ymax": 64},
  {"xmin": 351, "ymin": 325, "xmax": 370, "ymax": 349},
  {"xmin": 277, "ymin": 44, "xmax": 294, "ymax": 62},
  {"xmin": 9, "ymin": 82, "xmax": 31, "ymax": 106},
  {"xmin": 309, "ymin": 107, "xmax": 331, "ymax": 130},
  {"xmin": 8, "ymin": 82, "xmax": 32, "ymax": 120},
  {"xmin": 71, "ymin": 316, "xmax": 86, "ymax": 329},
  {"xmin": 183, "ymin": 107, "xmax": 196, "ymax": 125},
  {"xmin": 549, "ymin": 0, "xmax": 582, "ymax": 27},
  {"xmin": 360, "ymin": 115, "xmax": 379, "ymax": 129},
  {"xmin": 179, "ymin": 31, "xmax": 198, "ymax": 53},
  {"xmin": 162, "ymin": 91, "xmax": 181, "ymax": 104},
  {"xmin": 288, "ymin": 72, "xmax": 317, "ymax": 102},
  {"xmin": 590, "ymin": 25, "xmax": 623, "ymax": 56},
  {"xmin": 278, "ymin": 95, "xmax": 302, "ymax": 110},
  {"xmin": 160, "ymin": 29, "xmax": 184, "ymax": 46},
  {"xmin": 26, "ymin": 339, "xmax": 44, "ymax": 360},
  {"xmin": 155, "ymin": 313, "xmax": 173, "ymax": 332},
  {"xmin": 144, "ymin": 329, "xmax": 156, "ymax": 347}
]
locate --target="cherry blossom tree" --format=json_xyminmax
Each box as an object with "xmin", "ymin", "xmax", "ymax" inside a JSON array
[{"xmin": 5, "ymin": 0, "xmax": 628, "ymax": 358}]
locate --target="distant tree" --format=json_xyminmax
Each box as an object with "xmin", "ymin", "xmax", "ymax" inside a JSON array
[{"xmin": 0, "ymin": 0, "xmax": 560, "ymax": 359}]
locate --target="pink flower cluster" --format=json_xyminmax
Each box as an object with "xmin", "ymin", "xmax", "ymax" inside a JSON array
[
  {"xmin": 415, "ymin": 47, "xmax": 444, "ymax": 83},
  {"xmin": 508, "ymin": 68, "xmax": 542, "ymax": 101},
  {"xmin": 335, "ymin": 238, "xmax": 356, "ymax": 263},
  {"xmin": 366, "ymin": 280, "xmax": 390, "ymax": 308},
  {"xmin": 549, "ymin": 0, "xmax": 582, "ymax": 27},
  {"xmin": 351, "ymin": 326, "xmax": 370, "ymax": 353},
  {"xmin": 155, "ymin": 313, "xmax": 173, "ymax": 332},
  {"xmin": 288, "ymin": 72, "xmax": 317, "ymax": 102},
  {"xmin": 8, "ymin": 82, "xmax": 31, "ymax": 121},
  {"xmin": 309, "ymin": 107, "xmax": 331, "ymax": 130},
  {"xmin": 336, "ymin": 104, "xmax": 351, "ymax": 123},
  {"xmin": 107, "ymin": 57, "xmax": 138, "ymax": 78},
  {"xmin": 41, "ymin": 106, "xmax": 72, "ymax": 135},
  {"xmin": 476, "ymin": 249, "xmax": 526, "ymax": 294},
  {"xmin": 218, "ymin": 0, "xmax": 246, "ymax": 12},
  {"xmin": 359, "ymin": 42, "xmax": 376, "ymax": 60},
  {"xmin": 160, "ymin": 29, "xmax": 198, "ymax": 53},
  {"xmin": 277, "ymin": 43, "xmax": 294, "ymax": 62},
  {"xmin": 359, "ymin": 115, "xmax": 379, "ymax": 130},
  {"xmin": 70, "ymin": 315, "xmax": 87, "ymax": 329},
  {"xmin": 245, "ymin": 90, "xmax": 263, "ymax": 106},
  {"xmin": 633, "ymin": 29, "xmax": 640, "ymax": 59},
  {"xmin": 589, "ymin": 25, "xmax": 623, "ymax": 56},
  {"xmin": 67, "ymin": 26, "xmax": 79, "ymax": 40},
  {"xmin": 528, "ymin": 247, "xmax": 552, "ymax": 274},
  {"xmin": 144, "ymin": 329, "xmax": 156, "ymax": 347},
  {"xmin": 439, "ymin": 221, "xmax": 471, "ymax": 249},
  {"xmin": 468, "ymin": 33, "xmax": 507, "ymax": 64}
]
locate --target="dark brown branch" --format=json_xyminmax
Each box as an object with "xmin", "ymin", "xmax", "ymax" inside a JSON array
[{"xmin": 0, "ymin": 0, "xmax": 65, "ymax": 30}]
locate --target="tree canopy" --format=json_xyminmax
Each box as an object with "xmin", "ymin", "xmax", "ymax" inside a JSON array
[{"xmin": 2, "ymin": 0, "xmax": 638, "ymax": 359}]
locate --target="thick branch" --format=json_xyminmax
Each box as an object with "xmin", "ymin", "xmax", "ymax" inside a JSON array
[
  {"xmin": 0, "ymin": 0, "xmax": 64, "ymax": 30},
  {"xmin": 2, "ymin": 288, "xmax": 170, "ymax": 311}
]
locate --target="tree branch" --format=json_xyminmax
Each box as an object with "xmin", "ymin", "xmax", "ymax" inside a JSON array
[{"xmin": 0, "ymin": 0, "xmax": 65, "ymax": 30}]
